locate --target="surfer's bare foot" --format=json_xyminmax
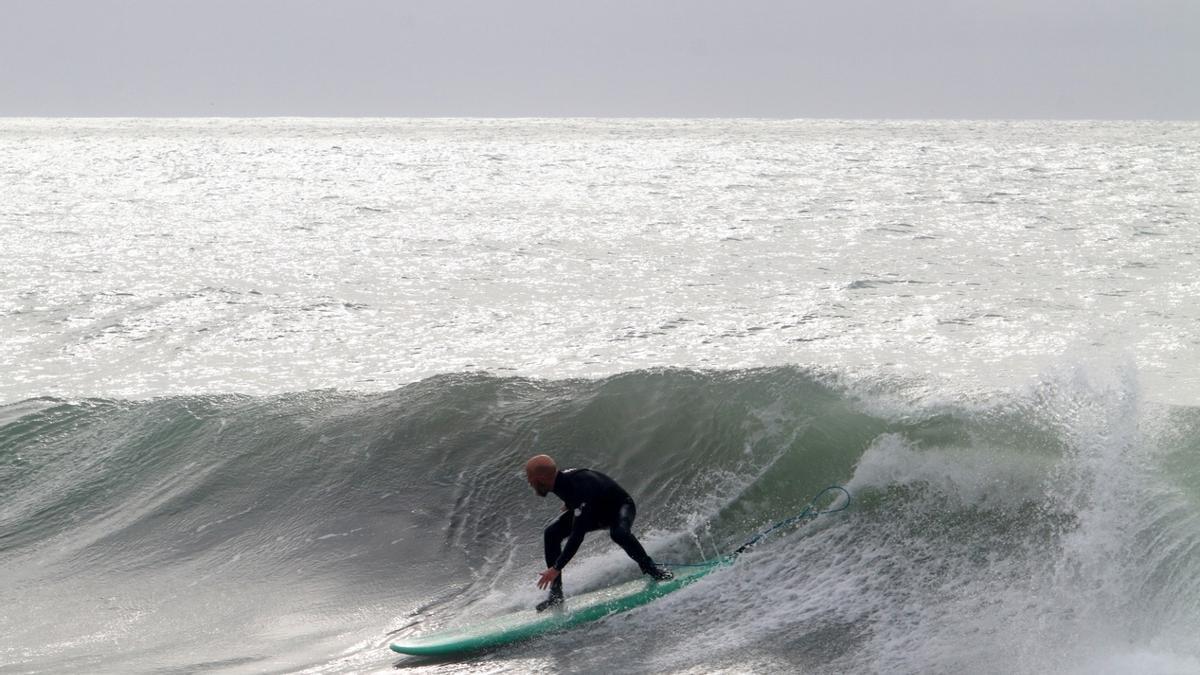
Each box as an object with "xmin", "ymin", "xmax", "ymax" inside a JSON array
[
  {"xmin": 535, "ymin": 590, "xmax": 564, "ymax": 612},
  {"xmin": 644, "ymin": 566, "xmax": 674, "ymax": 581}
]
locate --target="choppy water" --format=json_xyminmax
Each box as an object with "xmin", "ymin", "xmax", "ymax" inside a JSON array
[
  {"xmin": 2, "ymin": 119, "xmax": 1198, "ymax": 403},
  {"xmin": 2, "ymin": 119, "xmax": 1199, "ymax": 674}
]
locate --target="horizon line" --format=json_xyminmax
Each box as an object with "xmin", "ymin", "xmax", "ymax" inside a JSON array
[{"xmin": 2, "ymin": 115, "xmax": 1197, "ymax": 123}]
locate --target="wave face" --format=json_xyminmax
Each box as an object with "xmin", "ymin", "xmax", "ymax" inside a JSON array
[{"xmin": 3, "ymin": 366, "xmax": 1200, "ymax": 673}]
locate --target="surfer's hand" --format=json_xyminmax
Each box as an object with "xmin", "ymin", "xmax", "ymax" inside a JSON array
[{"xmin": 536, "ymin": 567, "xmax": 560, "ymax": 589}]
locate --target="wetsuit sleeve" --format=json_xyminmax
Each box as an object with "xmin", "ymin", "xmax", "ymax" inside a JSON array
[{"xmin": 553, "ymin": 508, "xmax": 596, "ymax": 571}]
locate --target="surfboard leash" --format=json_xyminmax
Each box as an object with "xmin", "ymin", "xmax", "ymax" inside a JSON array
[{"xmin": 662, "ymin": 485, "xmax": 851, "ymax": 567}]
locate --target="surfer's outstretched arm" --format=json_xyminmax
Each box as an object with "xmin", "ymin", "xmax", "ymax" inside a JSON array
[
  {"xmin": 538, "ymin": 511, "xmax": 572, "ymax": 591},
  {"xmin": 537, "ymin": 508, "xmax": 595, "ymax": 588},
  {"xmin": 553, "ymin": 509, "xmax": 595, "ymax": 571},
  {"xmin": 537, "ymin": 525, "xmax": 587, "ymax": 588}
]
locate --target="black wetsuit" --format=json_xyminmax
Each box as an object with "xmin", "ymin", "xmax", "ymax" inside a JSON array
[{"xmin": 543, "ymin": 468, "xmax": 658, "ymax": 595}]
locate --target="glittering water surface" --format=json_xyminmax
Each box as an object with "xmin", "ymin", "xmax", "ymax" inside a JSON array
[
  {"xmin": 4, "ymin": 119, "xmax": 1200, "ymax": 674},
  {"xmin": 2, "ymin": 118, "xmax": 1198, "ymax": 403}
]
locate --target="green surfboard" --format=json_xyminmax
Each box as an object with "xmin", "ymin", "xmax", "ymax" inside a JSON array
[{"xmin": 390, "ymin": 559, "xmax": 728, "ymax": 656}]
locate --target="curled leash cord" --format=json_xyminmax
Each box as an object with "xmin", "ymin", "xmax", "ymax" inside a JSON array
[{"xmin": 661, "ymin": 485, "xmax": 851, "ymax": 567}]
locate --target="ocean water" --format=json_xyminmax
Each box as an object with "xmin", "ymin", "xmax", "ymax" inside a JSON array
[{"xmin": 1, "ymin": 119, "xmax": 1199, "ymax": 674}]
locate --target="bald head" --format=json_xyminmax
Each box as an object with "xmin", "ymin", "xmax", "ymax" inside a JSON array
[{"xmin": 525, "ymin": 454, "xmax": 558, "ymax": 497}]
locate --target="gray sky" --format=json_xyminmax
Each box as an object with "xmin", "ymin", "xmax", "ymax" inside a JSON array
[{"xmin": 2, "ymin": 0, "xmax": 1198, "ymax": 119}]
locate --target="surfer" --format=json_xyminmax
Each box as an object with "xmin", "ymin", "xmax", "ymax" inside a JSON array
[{"xmin": 525, "ymin": 454, "xmax": 673, "ymax": 611}]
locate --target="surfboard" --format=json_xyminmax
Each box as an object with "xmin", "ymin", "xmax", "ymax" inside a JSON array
[{"xmin": 390, "ymin": 559, "xmax": 728, "ymax": 656}]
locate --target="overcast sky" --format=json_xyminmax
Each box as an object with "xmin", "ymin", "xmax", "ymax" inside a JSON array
[{"xmin": 2, "ymin": 0, "xmax": 1198, "ymax": 119}]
